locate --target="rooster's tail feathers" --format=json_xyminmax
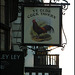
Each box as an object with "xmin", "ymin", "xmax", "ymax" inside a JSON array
[{"xmin": 43, "ymin": 25, "xmax": 54, "ymax": 33}]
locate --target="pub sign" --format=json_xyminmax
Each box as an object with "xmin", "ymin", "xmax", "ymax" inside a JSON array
[{"xmin": 22, "ymin": 6, "xmax": 62, "ymax": 46}]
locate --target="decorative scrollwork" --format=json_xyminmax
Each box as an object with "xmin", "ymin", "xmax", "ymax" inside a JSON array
[
  {"xmin": 50, "ymin": 0, "xmax": 68, "ymax": 3},
  {"xmin": 62, "ymin": 4, "xmax": 68, "ymax": 15},
  {"xmin": 49, "ymin": 0, "xmax": 70, "ymax": 15},
  {"xmin": 18, "ymin": 0, "xmax": 70, "ymax": 14}
]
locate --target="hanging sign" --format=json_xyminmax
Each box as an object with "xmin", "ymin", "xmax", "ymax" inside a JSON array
[
  {"xmin": 0, "ymin": 51, "xmax": 24, "ymax": 75},
  {"xmin": 22, "ymin": 6, "xmax": 62, "ymax": 46}
]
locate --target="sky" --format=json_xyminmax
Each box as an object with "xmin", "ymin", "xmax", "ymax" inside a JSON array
[{"xmin": 43, "ymin": 0, "xmax": 74, "ymax": 75}]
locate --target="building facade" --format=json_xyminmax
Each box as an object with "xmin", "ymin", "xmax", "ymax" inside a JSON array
[{"xmin": 0, "ymin": 0, "xmax": 18, "ymax": 51}]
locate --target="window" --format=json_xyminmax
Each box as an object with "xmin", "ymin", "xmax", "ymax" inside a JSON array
[
  {"xmin": 0, "ymin": 23, "xmax": 10, "ymax": 51},
  {"xmin": 0, "ymin": 29, "xmax": 5, "ymax": 51},
  {"xmin": 34, "ymin": 54, "xmax": 59, "ymax": 67}
]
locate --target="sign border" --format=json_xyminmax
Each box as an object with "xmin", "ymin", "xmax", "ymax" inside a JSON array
[{"xmin": 22, "ymin": 5, "xmax": 62, "ymax": 46}]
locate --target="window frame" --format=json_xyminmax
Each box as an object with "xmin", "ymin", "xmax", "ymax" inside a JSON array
[{"xmin": 0, "ymin": 23, "xmax": 10, "ymax": 51}]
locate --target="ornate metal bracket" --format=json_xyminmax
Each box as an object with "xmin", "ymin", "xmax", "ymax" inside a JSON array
[
  {"xmin": 18, "ymin": 0, "xmax": 70, "ymax": 14},
  {"xmin": 49, "ymin": 0, "xmax": 70, "ymax": 14}
]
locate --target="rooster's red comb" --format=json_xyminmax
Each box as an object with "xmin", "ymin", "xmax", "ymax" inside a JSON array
[{"xmin": 32, "ymin": 19, "xmax": 36, "ymax": 22}]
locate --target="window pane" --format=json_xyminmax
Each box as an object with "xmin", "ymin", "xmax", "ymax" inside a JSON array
[
  {"xmin": 25, "ymin": 72, "xmax": 29, "ymax": 75},
  {"xmin": 38, "ymin": 73, "xmax": 42, "ymax": 75},
  {"xmin": 45, "ymin": 73, "xmax": 49, "ymax": 75},
  {"xmin": 0, "ymin": 29, "xmax": 5, "ymax": 51},
  {"xmin": 32, "ymin": 72, "xmax": 36, "ymax": 75}
]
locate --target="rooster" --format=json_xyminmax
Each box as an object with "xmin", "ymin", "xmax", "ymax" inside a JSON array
[{"xmin": 32, "ymin": 19, "xmax": 54, "ymax": 37}]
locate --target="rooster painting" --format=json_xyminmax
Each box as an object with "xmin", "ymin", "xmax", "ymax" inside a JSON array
[{"xmin": 31, "ymin": 19, "xmax": 54, "ymax": 42}]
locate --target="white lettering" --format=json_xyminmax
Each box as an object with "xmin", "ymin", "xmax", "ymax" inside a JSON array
[{"xmin": 0, "ymin": 54, "xmax": 21, "ymax": 60}]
